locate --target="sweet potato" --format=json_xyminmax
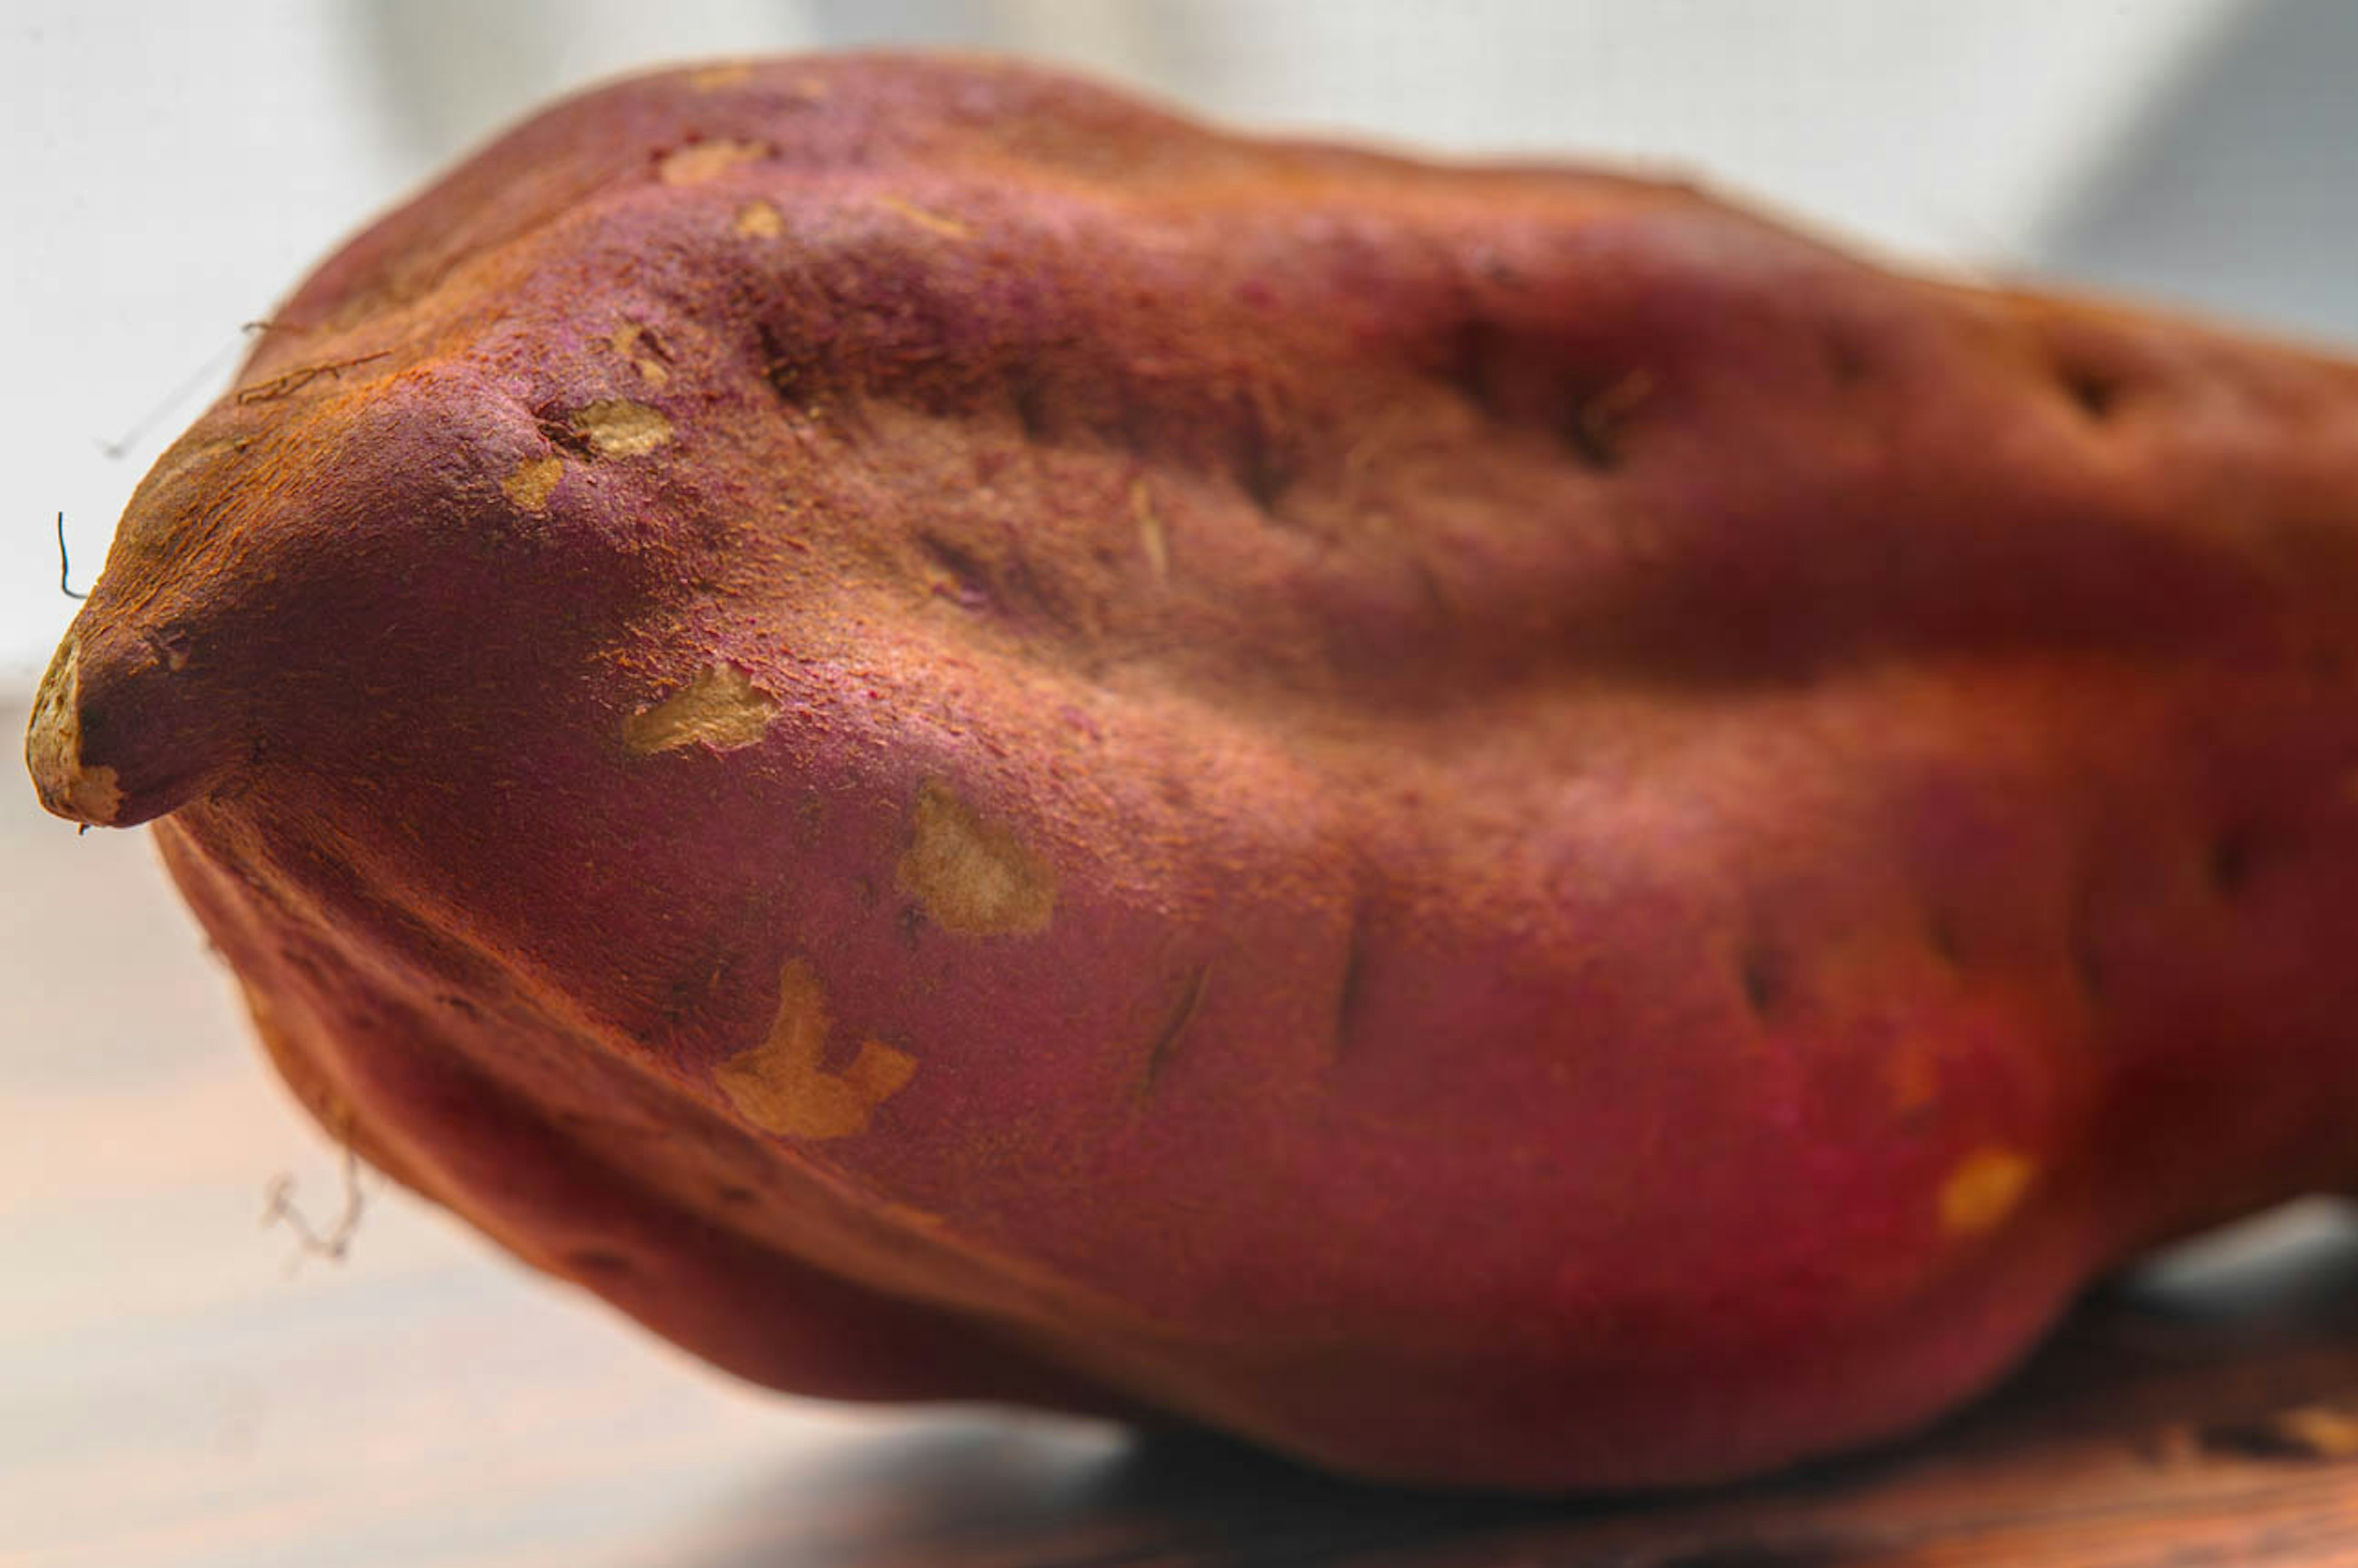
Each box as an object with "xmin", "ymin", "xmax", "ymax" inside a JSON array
[{"xmin": 28, "ymin": 54, "xmax": 2358, "ymax": 1490}]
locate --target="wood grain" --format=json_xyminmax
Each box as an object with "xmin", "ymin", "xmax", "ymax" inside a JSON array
[{"xmin": 7, "ymin": 694, "xmax": 2358, "ymax": 1566}]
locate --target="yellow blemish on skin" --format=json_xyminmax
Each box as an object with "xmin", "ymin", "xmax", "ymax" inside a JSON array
[
  {"xmin": 1131, "ymin": 479, "xmax": 1168, "ymax": 581},
  {"xmin": 734, "ymin": 200, "xmax": 784, "ymax": 239},
  {"xmin": 717, "ymin": 958, "xmax": 915, "ymax": 1139},
  {"xmin": 25, "ymin": 640, "xmax": 123, "ymax": 826},
  {"xmin": 875, "ymin": 195, "xmax": 972, "ymax": 241},
  {"xmin": 622, "ymin": 664, "xmax": 780, "ymax": 755},
  {"xmin": 2268, "ymin": 1406, "xmax": 2358, "ymax": 1459},
  {"xmin": 571, "ymin": 399, "xmax": 674, "ymax": 457},
  {"xmin": 1576, "ymin": 369, "xmax": 1657, "ymax": 442},
  {"xmin": 500, "ymin": 456, "xmax": 563, "ymax": 512},
  {"xmin": 658, "ymin": 139, "xmax": 769, "ymax": 185},
  {"xmin": 607, "ymin": 325, "xmax": 671, "ymax": 388},
  {"xmin": 1939, "ymin": 1146, "xmax": 2037, "ymax": 1236},
  {"xmin": 685, "ymin": 63, "xmax": 755, "ymax": 93},
  {"xmin": 897, "ymin": 778, "xmax": 1056, "ymax": 936}
]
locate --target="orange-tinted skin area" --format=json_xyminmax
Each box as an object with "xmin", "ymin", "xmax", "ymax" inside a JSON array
[{"xmin": 31, "ymin": 55, "xmax": 2358, "ymax": 1489}]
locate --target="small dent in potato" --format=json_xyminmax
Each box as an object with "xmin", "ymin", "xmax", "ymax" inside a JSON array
[
  {"xmin": 2062, "ymin": 366, "xmax": 2122, "ymax": 421},
  {"xmin": 718, "ymin": 958, "xmax": 915, "ymax": 1139},
  {"xmin": 623, "ymin": 664, "xmax": 780, "ymax": 755},
  {"xmin": 897, "ymin": 778, "xmax": 1056, "ymax": 936},
  {"xmin": 571, "ymin": 398, "xmax": 675, "ymax": 457},
  {"xmin": 1939, "ymin": 1146, "xmax": 2037, "ymax": 1236},
  {"xmin": 500, "ymin": 455, "xmax": 564, "ymax": 512},
  {"xmin": 658, "ymin": 139, "xmax": 770, "ymax": 185},
  {"xmin": 1563, "ymin": 369, "xmax": 1655, "ymax": 470},
  {"xmin": 734, "ymin": 200, "xmax": 784, "ymax": 239},
  {"xmin": 2208, "ymin": 825, "xmax": 2260, "ymax": 897}
]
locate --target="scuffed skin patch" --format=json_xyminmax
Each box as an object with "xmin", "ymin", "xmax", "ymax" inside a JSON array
[
  {"xmin": 734, "ymin": 200, "xmax": 784, "ymax": 239},
  {"xmin": 897, "ymin": 778, "xmax": 1057, "ymax": 936},
  {"xmin": 874, "ymin": 195, "xmax": 972, "ymax": 241},
  {"xmin": 607, "ymin": 324, "xmax": 672, "ymax": 387},
  {"xmin": 717, "ymin": 958, "xmax": 916, "ymax": 1139},
  {"xmin": 658, "ymin": 139, "xmax": 770, "ymax": 185},
  {"xmin": 1939, "ymin": 1146, "xmax": 2037, "ymax": 1236},
  {"xmin": 500, "ymin": 455, "xmax": 564, "ymax": 512},
  {"xmin": 570, "ymin": 399, "xmax": 675, "ymax": 457},
  {"xmin": 1132, "ymin": 479, "xmax": 1169, "ymax": 580},
  {"xmin": 25, "ymin": 640, "xmax": 124, "ymax": 826},
  {"xmin": 2267, "ymin": 1406, "xmax": 2358, "ymax": 1459},
  {"xmin": 685, "ymin": 63, "xmax": 755, "ymax": 93},
  {"xmin": 623, "ymin": 664, "xmax": 780, "ymax": 755}
]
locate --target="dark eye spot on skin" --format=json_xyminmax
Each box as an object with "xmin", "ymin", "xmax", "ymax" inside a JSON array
[
  {"xmin": 1927, "ymin": 910, "xmax": 1963, "ymax": 966},
  {"xmin": 567, "ymin": 1248, "xmax": 634, "ymax": 1278},
  {"xmin": 2063, "ymin": 366, "xmax": 2121, "ymax": 421},
  {"xmin": 1824, "ymin": 330, "xmax": 1870, "ymax": 388},
  {"xmin": 1740, "ymin": 943, "xmax": 1785, "ymax": 1018},
  {"xmin": 2209, "ymin": 826, "xmax": 2260, "ymax": 896}
]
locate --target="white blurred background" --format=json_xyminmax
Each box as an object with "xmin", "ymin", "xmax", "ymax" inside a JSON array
[{"xmin": 10, "ymin": 0, "xmax": 2358, "ymax": 689}]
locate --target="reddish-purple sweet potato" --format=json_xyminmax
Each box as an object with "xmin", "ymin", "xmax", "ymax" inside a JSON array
[{"xmin": 28, "ymin": 54, "xmax": 2358, "ymax": 1489}]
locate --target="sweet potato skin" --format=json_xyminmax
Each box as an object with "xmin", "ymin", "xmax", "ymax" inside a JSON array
[{"xmin": 29, "ymin": 54, "xmax": 2358, "ymax": 1488}]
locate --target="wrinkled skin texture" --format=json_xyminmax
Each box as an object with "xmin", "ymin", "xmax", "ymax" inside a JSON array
[{"xmin": 28, "ymin": 55, "xmax": 2358, "ymax": 1490}]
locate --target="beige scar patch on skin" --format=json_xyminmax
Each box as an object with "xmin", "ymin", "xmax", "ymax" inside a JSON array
[
  {"xmin": 718, "ymin": 958, "xmax": 915, "ymax": 1140},
  {"xmin": 658, "ymin": 139, "xmax": 769, "ymax": 185},
  {"xmin": 1939, "ymin": 1145, "xmax": 2037, "ymax": 1237},
  {"xmin": 26, "ymin": 640, "xmax": 124, "ymax": 825},
  {"xmin": 500, "ymin": 456, "xmax": 563, "ymax": 511},
  {"xmin": 623, "ymin": 664, "xmax": 780, "ymax": 755},
  {"xmin": 897, "ymin": 778, "xmax": 1057, "ymax": 936},
  {"xmin": 685, "ymin": 63, "xmax": 755, "ymax": 93},
  {"xmin": 734, "ymin": 200, "xmax": 784, "ymax": 239},
  {"xmin": 1130, "ymin": 479, "xmax": 1168, "ymax": 580},
  {"xmin": 2266, "ymin": 1406, "xmax": 2358, "ymax": 1459},
  {"xmin": 570, "ymin": 399, "xmax": 674, "ymax": 457},
  {"xmin": 607, "ymin": 324, "xmax": 671, "ymax": 387},
  {"xmin": 874, "ymin": 195, "xmax": 972, "ymax": 241}
]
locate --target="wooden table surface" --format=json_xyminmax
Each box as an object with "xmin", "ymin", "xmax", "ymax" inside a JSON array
[{"xmin": 10, "ymin": 695, "xmax": 2358, "ymax": 1567}]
